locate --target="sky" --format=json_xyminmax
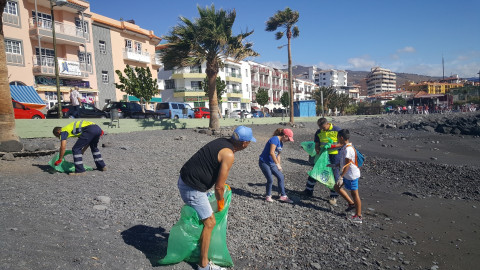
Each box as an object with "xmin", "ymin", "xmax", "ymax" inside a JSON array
[{"xmin": 90, "ymin": 0, "xmax": 480, "ymax": 78}]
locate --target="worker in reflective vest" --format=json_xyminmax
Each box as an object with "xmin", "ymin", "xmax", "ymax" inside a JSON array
[
  {"xmin": 52, "ymin": 120, "xmax": 106, "ymax": 175},
  {"xmin": 302, "ymin": 118, "xmax": 342, "ymax": 205}
]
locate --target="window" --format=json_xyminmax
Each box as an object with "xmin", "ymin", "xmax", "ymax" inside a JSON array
[
  {"xmin": 75, "ymin": 18, "xmax": 89, "ymax": 36},
  {"xmin": 5, "ymin": 39, "xmax": 23, "ymax": 65},
  {"xmin": 101, "ymin": 71, "xmax": 109, "ymax": 83},
  {"xmin": 165, "ymin": 79, "xmax": 175, "ymax": 89},
  {"xmin": 34, "ymin": 47, "xmax": 54, "ymax": 66},
  {"xmin": 4, "ymin": 1, "xmax": 18, "ymax": 15},
  {"xmin": 99, "ymin": 40, "xmax": 106, "ymax": 54},
  {"xmin": 125, "ymin": 39, "xmax": 132, "ymax": 49},
  {"xmin": 78, "ymin": 51, "xmax": 91, "ymax": 65},
  {"xmin": 191, "ymin": 81, "xmax": 201, "ymax": 90},
  {"xmin": 135, "ymin": 42, "xmax": 141, "ymax": 53},
  {"xmin": 32, "ymin": 11, "xmax": 52, "ymax": 29}
]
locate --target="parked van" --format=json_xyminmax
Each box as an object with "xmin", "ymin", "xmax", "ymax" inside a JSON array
[{"xmin": 155, "ymin": 102, "xmax": 194, "ymax": 119}]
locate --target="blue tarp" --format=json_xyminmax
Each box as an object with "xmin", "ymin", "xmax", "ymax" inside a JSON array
[
  {"xmin": 294, "ymin": 100, "xmax": 316, "ymax": 117},
  {"xmin": 10, "ymin": 85, "xmax": 45, "ymax": 105}
]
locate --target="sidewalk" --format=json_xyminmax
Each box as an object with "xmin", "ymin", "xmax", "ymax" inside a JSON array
[{"xmin": 14, "ymin": 117, "xmax": 319, "ymax": 138}]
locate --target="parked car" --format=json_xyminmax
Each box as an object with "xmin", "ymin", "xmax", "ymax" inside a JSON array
[
  {"xmin": 103, "ymin": 102, "xmax": 153, "ymax": 119},
  {"xmin": 194, "ymin": 107, "xmax": 210, "ymax": 118},
  {"xmin": 12, "ymin": 100, "xmax": 45, "ymax": 119},
  {"xmin": 46, "ymin": 102, "xmax": 107, "ymax": 118},
  {"xmin": 155, "ymin": 102, "xmax": 194, "ymax": 119},
  {"xmin": 252, "ymin": 111, "xmax": 271, "ymax": 118},
  {"xmin": 229, "ymin": 109, "xmax": 251, "ymax": 119},
  {"xmin": 271, "ymin": 108, "xmax": 287, "ymax": 117}
]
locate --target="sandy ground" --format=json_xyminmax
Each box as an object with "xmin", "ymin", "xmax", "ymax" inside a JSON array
[{"xmin": 1, "ymin": 114, "xmax": 479, "ymax": 270}]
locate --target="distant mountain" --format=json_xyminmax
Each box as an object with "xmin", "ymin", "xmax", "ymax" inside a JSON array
[{"xmin": 285, "ymin": 65, "xmax": 442, "ymax": 88}]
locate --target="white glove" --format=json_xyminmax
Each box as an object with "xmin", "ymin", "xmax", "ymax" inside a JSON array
[
  {"xmin": 276, "ymin": 164, "xmax": 283, "ymax": 171},
  {"xmin": 337, "ymin": 176, "xmax": 344, "ymax": 187}
]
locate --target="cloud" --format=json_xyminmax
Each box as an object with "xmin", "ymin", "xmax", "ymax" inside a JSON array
[
  {"xmin": 346, "ymin": 56, "xmax": 376, "ymax": 69},
  {"xmin": 397, "ymin": 46, "xmax": 416, "ymax": 53}
]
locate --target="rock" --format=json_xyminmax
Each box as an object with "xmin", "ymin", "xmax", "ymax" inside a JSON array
[
  {"xmin": 451, "ymin": 128, "xmax": 461, "ymax": 135},
  {"xmin": 310, "ymin": 262, "xmax": 321, "ymax": 269},
  {"xmin": 423, "ymin": 126, "xmax": 435, "ymax": 132},
  {"xmin": 93, "ymin": 205, "xmax": 107, "ymax": 211},
  {"xmin": 1, "ymin": 153, "xmax": 15, "ymax": 161},
  {"xmin": 174, "ymin": 136, "xmax": 186, "ymax": 140},
  {"xmin": 431, "ymin": 265, "xmax": 439, "ymax": 270},
  {"xmin": 430, "ymin": 157, "xmax": 438, "ymax": 160},
  {"xmin": 23, "ymin": 142, "xmax": 40, "ymax": 152},
  {"xmin": 95, "ymin": 196, "xmax": 111, "ymax": 204},
  {"xmin": 44, "ymin": 142, "xmax": 56, "ymax": 150},
  {"xmin": 0, "ymin": 140, "xmax": 23, "ymax": 152}
]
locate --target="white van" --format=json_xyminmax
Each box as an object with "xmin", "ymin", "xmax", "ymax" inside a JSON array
[{"xmin": 155, "ymin": 102, "xmax": 194, "ymax": 119}]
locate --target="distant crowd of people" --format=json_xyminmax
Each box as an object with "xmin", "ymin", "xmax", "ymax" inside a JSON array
[{"xmin": 385, "ymin": 103, "xmax": 478, "ymax": 115}]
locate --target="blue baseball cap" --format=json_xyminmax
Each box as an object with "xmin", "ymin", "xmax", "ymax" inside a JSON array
[{"xmin": 232, "ymin": 126, "xmax": 256, "ymax": 142}]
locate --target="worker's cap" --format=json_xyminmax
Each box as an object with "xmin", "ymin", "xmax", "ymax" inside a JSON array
[
  {"xmin": 283, "ymin": 128, "xmax": 294, "ymax": 142},
  {"xmin": 232, "ymin": 126, "xmax": 256, "ymax": 142}
]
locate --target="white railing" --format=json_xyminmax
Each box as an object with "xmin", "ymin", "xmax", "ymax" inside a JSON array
[
  {"xmin": 33, "ymin": 55, "xmax": 92, "ymax": 76},
  {"xmin": 2, "ymin": 13, "xmax": 20, "ymax": 26},
  {"xmin": 152, "ymin": 55, "xmax": 162, "ymax": 66},
  {"xmin": 30, "ymin": 18, "xmax": 86, "ymax": 39},
  {"xmin": 123, "ymin": 48, "xmax": 150, "ymax": 63}
]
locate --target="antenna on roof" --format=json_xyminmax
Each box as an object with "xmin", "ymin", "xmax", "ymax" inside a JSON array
[{"xmin": 442, "ymin": 54, "xmax": 445, "ymax": 80}]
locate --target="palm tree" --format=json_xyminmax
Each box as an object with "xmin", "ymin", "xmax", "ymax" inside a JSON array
[
  {"xmin": 0, "ymin": 0, "xmax": 22, "ymax": 152},
  {"xmin": 266, "ymin": 8, "xmax": 299, "ymax": 125},
  {"xmin": 161, "ymin": 4, "xmax": 258, "ymax": 130}
]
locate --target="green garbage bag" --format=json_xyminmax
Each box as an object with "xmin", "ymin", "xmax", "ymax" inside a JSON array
[
  {"xmin": 158, "ymin": 186, "xmax": 233, "ymax": 267},
  {"xmin": 301, "ymin": 141, "xmax": 317, "ymax": 157},
  {"xmin": 48, "ymin": 150, "xmax": 93, "ymax": 173},
  {"xmin": 308, "ymin": 150, "xmax": 335, "ymax": 190}
]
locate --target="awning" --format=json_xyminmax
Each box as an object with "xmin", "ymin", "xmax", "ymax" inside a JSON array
[
  {"xmin": 252, "ymin": 106, "xmax": 260, "ymax": 110},
  {"xmin": 10, "ymin": 85, "xmax": 46, "ymax": 107},
  {"xmin": 127, "ymin": 95, "xmax": 162, "ymax": 102}
]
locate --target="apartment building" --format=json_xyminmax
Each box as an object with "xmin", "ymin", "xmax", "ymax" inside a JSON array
[
  {"xmin": 366, "ymin": 67, "xmax": 396, "ymax": 96},
  {"xmin": 157, "ymin": 58, "xmax": 252, "ymax": 114},
  {"xmin": 401, "ymin": 81, "xmax": 463, "ymax": 94},
  {"xmin": 307, "ymin": 66, "xmax": 347, "ymax": 90},
  {"xmin": 90, "ymin": 13, "xmax": 161, "ymax": 109},
  {"xmin": 4, "ymin": 0, "xmax": 98, "ymax": 108}
]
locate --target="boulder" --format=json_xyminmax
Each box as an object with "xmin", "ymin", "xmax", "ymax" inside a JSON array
[{"xmin": 0, "ymin": 140, "xmax": 23, "ymax": 152}]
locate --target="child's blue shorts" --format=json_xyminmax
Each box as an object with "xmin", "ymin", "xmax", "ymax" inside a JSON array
[{"xmin": 344, "ymin": 178, "xmax": 359, "ymax": 191}]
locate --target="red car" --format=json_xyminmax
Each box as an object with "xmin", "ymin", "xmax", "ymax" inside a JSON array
[
  {"xmin": 12, "ymin": 100, "xmax": 45, "ymax": 119},
  {"xmin": 194, "ymin": 107, "xmax": 210, "ymax": 118}
]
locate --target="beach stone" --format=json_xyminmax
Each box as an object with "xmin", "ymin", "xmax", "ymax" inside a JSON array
[
  {"xmin": 93, "ymin": 205, "xmax": 107, "ymax": 211},
  {"xmin": 0, "ymin": 140, "xmax": 23, "ymax": 152},
  {"xmin": 95, "ymin": 196, "xmax": 111, "ymax": 204},
  {"xmin": 423, "ymin": 126, "xmax": 435, "ymax": 132},
  {"xmin": 2, "ymin": 153, "xmax": 15, "ymax": 161},
  {"xmin": 310, "ymin": 262, "xmax": 321, "ymax": 269}
]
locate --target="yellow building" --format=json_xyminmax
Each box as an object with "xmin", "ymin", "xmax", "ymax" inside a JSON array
[{"xmin": 403, "ymin": 82, "xmax": 463, "ymax": 94}]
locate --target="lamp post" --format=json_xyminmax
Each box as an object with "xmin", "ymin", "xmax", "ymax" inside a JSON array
[{"xmin": 49, "ymin": 0, "xmax": 67, "ymax": 118}]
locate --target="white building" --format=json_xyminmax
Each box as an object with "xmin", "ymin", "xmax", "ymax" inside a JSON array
[
  {"xmin": 307, "ymin": 66, "xmax": 347, "ymax": 91},
  {"xmin": 366, "ymin": 67, "xmax": 396, "ymax": 96},
  {"xmin": 157, "ymin": 58, "xmax": 252, "ymax": 114}
]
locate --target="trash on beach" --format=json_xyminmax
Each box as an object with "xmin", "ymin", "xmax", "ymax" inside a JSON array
[
  {"xmin": 158, "ymin": 185, "xmax": 233, "ymax": 267},
  {"xmin": 308, "ymin": 150, "xmax": 335, "ymax": 190}
]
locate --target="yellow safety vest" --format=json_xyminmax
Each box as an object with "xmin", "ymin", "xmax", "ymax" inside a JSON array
[
  {"xmin": 318, "ymin": 123, "xmax": 339, "ymax": 155},
  {"xmin": 61, "ymin": 120, "xmax": 95, "ymax": 138}
]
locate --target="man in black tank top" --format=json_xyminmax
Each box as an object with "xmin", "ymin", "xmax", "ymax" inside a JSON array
[{"xmin": 177, "ymin": 126, "xmax": 256, "ymax": 270}]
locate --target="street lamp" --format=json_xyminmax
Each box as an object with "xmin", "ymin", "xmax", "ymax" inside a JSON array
[{"xmin": 49, "ymin": 0, "xmax": 68, "ymax": 118}]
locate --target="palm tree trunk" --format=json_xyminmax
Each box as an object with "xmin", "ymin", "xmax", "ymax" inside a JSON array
[
  {"xmin": 287, "ymin": 29, "xmax": 294, "ymax": 124},
  {"xmin": 206, "ymin": 60, "xmax": 219, "ymax": 130},
  {"xmin": 0, "ymin": 1, "xmax": 22, "ymax": 152}
]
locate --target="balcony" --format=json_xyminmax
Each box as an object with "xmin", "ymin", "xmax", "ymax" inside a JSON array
[
  {"xmin": 251, "ymin": 65, "xmax": 259, "ymax": 73},
  {"xmin": 32, "ymin": 55, "xmax": 91, "ymax": 79},
  {"xmin": 227, "ymin": 89, "xmax": 243, "ymax": 98},
  {"xmin": 152, "ymin": 55, "xmax": 162, "ymax": 66},
  {"xmin": 2, "ymin": 13, "xmax": 20, "ymax": 26},
  {"xmin": 172, "ymin": 68, "xmax": 205, "ymax": 79},
  {"xmin": 123, "ymin": 48, "xmax": 151, "ymax": 63},
  {"xmin": 225, "ymin": 72, "xmax": 242, "ymax": 83},
  {"xmin": 173, "ymin": 87, "xmax": 205, "ymax": 98},
  {"xmin": 273, "ymin": 70, "xmax": 281, "ymax": 78},
  {"xmin": 251, "ymin": 80, "xmax": 260, "ymax": 87},
  {"xmin": 29, "ymin": 18, "xmax": 87, "ymax": 46},
  {"xmin": 259, "ymin": 67, "xmax": 269, "ymax": 75}
]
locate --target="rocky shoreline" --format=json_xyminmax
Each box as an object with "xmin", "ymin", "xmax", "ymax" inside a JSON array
[{"xmin": 0, "ymin": 113, "xmax": 479, "ymax": 270}]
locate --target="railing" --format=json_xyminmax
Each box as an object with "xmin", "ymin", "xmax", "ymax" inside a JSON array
[
  {"xmin": 30, "ymin": 18, "xmax": 86, "ymax": 39},
  {"xmin": 252, "ymin": 80, "xmax": 260, "ymax": 87},
  {"xmin": 251, "ymin": 65, "xmax": 259, "ymax": 73},
  {"xmin": 32, "ymin": 55, "xmax": 91, "ymax": 77},
  {"xmin": 3, "ymin": 13, "xmax": 20, "ymax": 26},
  {"xmin": 190, "ymin": 68, "xmax": 202, "ymax": 73},
  {"xmin": 229, "ymin": 89, "xmax": 243, "ymax": 94},
  {"xmin": 123, "ymin": 48, "xmax": 150, "ymax": 63},
  {"xmin": 259, "ymin": 67, "xmax": 269, "ymax": 74},
  {"xmin": 273, "ymin": 71, "xmax": 281, "ymax": 77},
  {"xmin": 6, "ymin": 52, "xmax": 24, "ymax": 65},
  {"xmin": 272, "ymin": 84, "xmax": 281, "ymax": 90},
  {"xmin": 152, "ymin": 55, "xmax": 162, "ymax": 66},
  {"xmin": 173, "ymin": 87, "xmax": 204, "ymax": 92},
  {"xmin": 226, "ymin": 72, "xmax": 242, "ymax": 78},
  {"xmin": 260, "ymin": 82, "xmax": 271, "ymax": 88}
]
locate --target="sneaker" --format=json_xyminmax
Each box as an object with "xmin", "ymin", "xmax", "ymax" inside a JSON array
[
  {"xmin": 328, "ymin": 198, "xmax": 337, "ymax": 206},
  {"xmin": 345, "ymin": 204, "xmax": 356, "ymax": 212},
  {"xmin": 198, "ymin": 261, "xmax": 226, "ymax": 270},
  {"xmin": 300, "ymin": 189, "xmax": 313, "ymax": 197},
  {"xmin": 279, "ymin": 196, "xmax": 293, "ymax": 203},
  {"xmin": 265, "ymin": 196, "xmax": 274, "ymax": 202},
  {"xmin": 348, "ymin": 215, "xmax": 363, "ymax": 224}
]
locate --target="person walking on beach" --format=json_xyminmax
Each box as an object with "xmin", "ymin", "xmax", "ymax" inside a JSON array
[
  {"xmin": 302, "ymin": 118, "xmax": 342, "ymax": 205},
  {"xmin": 52, "ymin": 120, "xmax": 106, "ymax": 175},
  {"xmin": 259, "ymin": 128, "xmax": 295, "ymax": 203},
  {"xmin": 330, "ymin": 129, "xmax": 362, "ymax": 224},
  {"xmin": 177, "ymin": 126, "xmax": 255, "ymax": 270}
]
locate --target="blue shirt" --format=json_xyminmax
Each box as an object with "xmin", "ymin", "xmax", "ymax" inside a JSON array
[{"xmin": 259, "ymin": 136, "xmax": 283, "ymax": 164}]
